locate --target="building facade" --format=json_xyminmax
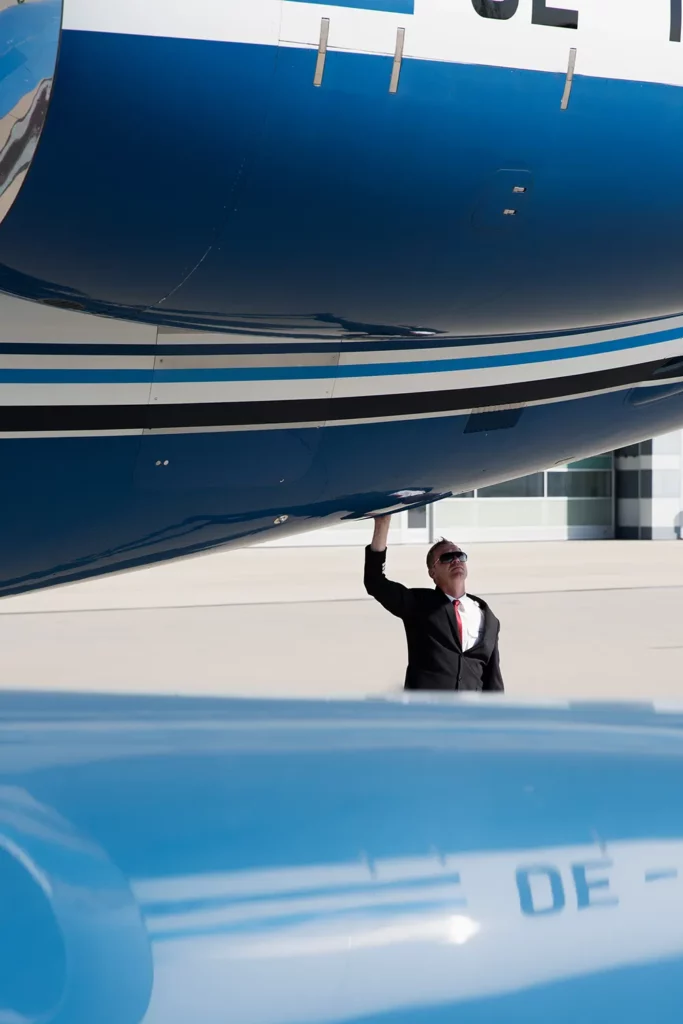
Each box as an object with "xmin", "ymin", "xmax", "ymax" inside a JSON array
[
  {"xmin": 615, "ymin": 432, "xmax": 683, "ymax": 540},
  {"xmin": 269, "ymin": 430, "xmax": 683, "ymax": 546}
]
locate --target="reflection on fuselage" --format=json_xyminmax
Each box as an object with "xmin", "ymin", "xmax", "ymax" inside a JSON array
[
  {"xmin": 4, "ymin": 696, "xmax": 683, "ymax": 1023},
  {"xmin": 135, "ymin": 839, "xmax": 683, "ymax": 1024}
]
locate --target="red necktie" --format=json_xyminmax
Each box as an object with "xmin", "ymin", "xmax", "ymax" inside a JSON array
[{"xmin": 454, "ymin": 599, "xmax": 463, "ymax": 646}]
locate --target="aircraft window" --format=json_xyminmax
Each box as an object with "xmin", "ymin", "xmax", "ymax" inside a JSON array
[
  {"xmin": 478, "ymin": 473, "xmax": 544, "ymax": 498},
  {"xmin": 547, "ymin": 470, "xmax": 612, "ymax": 499}
]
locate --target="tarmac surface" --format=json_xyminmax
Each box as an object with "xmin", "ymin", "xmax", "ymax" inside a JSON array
[{"xmin": 1, "ymin": 538, "xmax": 683, "ymax": 702}]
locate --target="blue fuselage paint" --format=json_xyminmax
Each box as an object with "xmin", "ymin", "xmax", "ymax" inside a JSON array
[
  {"xmin": 2, "ymin": 693, "xmax": 683, "ymax": 1023},
  {"xmin": 1, "ymin": 380, "xmax": 683, "ymax": 596},
  {"xmin": 2, "ymin": 25, "xmax": 683, "ymax": 591},
  {"xmin": 0, "ymin": 323, "xmax": 682, "ymax": 383},
  {"xmin": 3, "ymin": 30, "xmax": 683, "ymax": 337}
]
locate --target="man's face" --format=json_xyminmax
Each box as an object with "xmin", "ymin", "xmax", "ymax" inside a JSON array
[{"xmin": 428, "ymin": 543, "xmax": 468, "ymax": 593}]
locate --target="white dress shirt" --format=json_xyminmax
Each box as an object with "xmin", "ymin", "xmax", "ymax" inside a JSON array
[{"xmin": 446, "ymin": 593, "xmax": 483, "ymax": 651}]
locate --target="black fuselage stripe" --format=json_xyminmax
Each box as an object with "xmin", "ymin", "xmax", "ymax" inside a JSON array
[
  {"xmin": 0, "ymin": 358, "xmax": 675, "ymax": 432},
  {"xmin": 0, "ymin": 318, "xmax": 663, "ymax": 356}
]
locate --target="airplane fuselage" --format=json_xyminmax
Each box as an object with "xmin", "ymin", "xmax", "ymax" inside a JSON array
[{"xmin": 2, "ymin": 0, "xmax": 683, "ymax": 591}]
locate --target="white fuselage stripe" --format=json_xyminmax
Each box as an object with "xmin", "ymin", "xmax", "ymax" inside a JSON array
[{"xmin": 62, "ymin": 0, "xmax": 683, "ymax": 89}]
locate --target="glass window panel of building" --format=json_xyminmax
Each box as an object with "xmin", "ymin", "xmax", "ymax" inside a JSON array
[
  {"xmin": 566, "ymin": 455, "xmax": 613, "ymax": 470},
  {"xmin": 477, "ymin": 473, "xmax": 545, "ymax": 499},
  {"xmin": 448, "ymin": 454, "xmax": 613, "ymax": 500},
  {"xmin": 547, "ymin": 470, "xmax": 613, "ymax": 499}
]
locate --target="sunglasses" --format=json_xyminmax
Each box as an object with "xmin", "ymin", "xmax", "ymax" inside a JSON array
[{"xmin": 438, "ymin": 550, "xmax": 468, "ymax": 565}]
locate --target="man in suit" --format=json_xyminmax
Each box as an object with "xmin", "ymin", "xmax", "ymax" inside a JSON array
[{"xmin": 364, "ymin": 514, "xmax": 504, "ymax": 692}]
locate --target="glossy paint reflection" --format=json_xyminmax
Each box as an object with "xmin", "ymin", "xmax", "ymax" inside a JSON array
[
  {"xmin": 0, "ymin": 0, "xmax": 61, "ymax": 225},
  {"xmin": 2, "ymin": 694, "xmax": 683, "ymax": 1022},
  {"xmin": 6, "ymin": 29, "xmax": 683, "ymax": 335},
  {"xmin": 3, "ymin": 373, "xmax": 683, "ymax": 596},
  {"xmin": 138, "ymin": 840, "xmax": 683, "ymax": 1024},
  {"xmin": 0, "ymin": 784, "xmax": 153, "ymax": 1024}
]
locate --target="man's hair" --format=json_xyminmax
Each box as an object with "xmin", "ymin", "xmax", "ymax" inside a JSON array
[{"xmin": 426, "ymin": 538, "xmax": 455, "ymax": 569}]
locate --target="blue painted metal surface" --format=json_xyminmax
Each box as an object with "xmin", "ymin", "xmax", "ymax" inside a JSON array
[
  {"xmin": 0, "ymin": 379, "xmax": 682, "ymax": 596},
  {"xmin": 1, "ymin": 322, "xmax": 683, "ymax": 382},
  {"xmin": 296, "ymin": 0, "xmax": 414, "ymax": 11},
  {"xmin": 2, "ymin": 20, "xmax": 683, "ymax": 593},
  {"xmin": 2, "ymin": 31, "xmax": 683, "ymax": 336},
  {"xmin": 1, "ymin": 692, "xmax": 683, "ymax": 1023}
]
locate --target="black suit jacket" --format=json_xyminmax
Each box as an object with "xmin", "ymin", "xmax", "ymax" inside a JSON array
[{"xmin": 364, "ymin": 546, "xmax": 504, "ymax": 692}]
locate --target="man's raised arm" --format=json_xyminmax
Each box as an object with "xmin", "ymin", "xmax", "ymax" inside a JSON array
[
  {"xmin": 370, "ymin": 514, "xmax": 391, "ymax": 553},
  {"xmin": 364, "ymin": 515, "xmax": 414, "ymax": 619}
]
